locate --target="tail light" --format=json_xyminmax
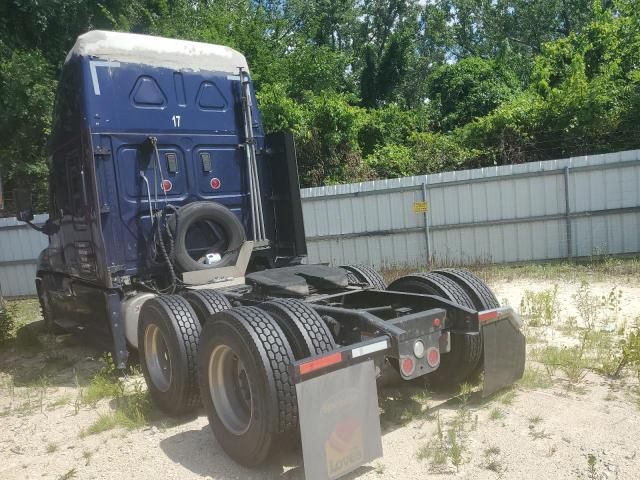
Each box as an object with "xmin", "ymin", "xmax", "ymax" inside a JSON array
[
  {"xmin": 427, "ymin": 347, "xmax": 440, "ymax": 368},
  {"xmin": 400, "ymin": 357, "xmax": 415, "ymax": 376}
]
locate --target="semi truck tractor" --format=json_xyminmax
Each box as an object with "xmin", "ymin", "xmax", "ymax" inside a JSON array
[{"xmin": 13, "ymin": 30, "xmax": 525, "ymax": 477}]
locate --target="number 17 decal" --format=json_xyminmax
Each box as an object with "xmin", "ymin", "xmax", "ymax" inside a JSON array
[{"xmin": 172, "ymin": 115, "xmax": 181, "ymax": 128}]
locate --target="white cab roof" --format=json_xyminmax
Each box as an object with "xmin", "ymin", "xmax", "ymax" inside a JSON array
[{"xmin": 66, "ymin": 30, "xmax": 249, "ymax": 74}]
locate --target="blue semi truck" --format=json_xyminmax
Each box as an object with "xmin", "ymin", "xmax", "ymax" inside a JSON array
[{"xmin": 13, "ymin": 31, "xmax": 525, "ymax": 475}]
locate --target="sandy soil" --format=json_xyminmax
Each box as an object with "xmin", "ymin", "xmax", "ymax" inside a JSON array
[{"xmin": 1, "ymin": 276, "xmax": 639, "ymax": 480}]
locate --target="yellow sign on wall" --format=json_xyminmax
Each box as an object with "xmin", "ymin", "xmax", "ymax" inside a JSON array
[{"xmin": 413, "ymin": 201, "xmax": 429, "ymax": 213}]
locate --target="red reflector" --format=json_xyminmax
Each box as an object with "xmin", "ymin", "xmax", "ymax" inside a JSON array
[
  {"xmin": 211, "ymin": 177, "xmax": 221, "ymax": 189},
  {"xmin": 479, "ymin": 310, "xmax": 498, "ymax": 323},
  {"xmin": 299, "ymin": 352, "xmax": 343, "ymax": 375},
  {"xmin": 432, "ymin": 317, "xmax": 441, "ymax": 328},
  {"xmin": 161, "ymin": 179, "xmax": 173, "ymax": 192},
  {"xmin": 427, "ymin": 347, "xmax": 440, "ymax": 368},
  {"xmin": 400, "ymin": 357, "xmax": 415, "ymax": 376}
]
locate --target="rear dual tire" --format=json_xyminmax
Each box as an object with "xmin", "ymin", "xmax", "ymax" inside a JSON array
[
  {"xmin": 197, "ymin": 306, "xmax": 299, "ymax": 466},
  {"xmin": 388, "ymin": 272, "xmax": 481, "ymax": 386},
  {"xmin": 341, "ymin": 264, "xmax": 387, "ymax": 289}
]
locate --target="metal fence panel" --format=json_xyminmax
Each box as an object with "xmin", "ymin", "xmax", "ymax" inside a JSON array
[
  {"xmin": 2, "ymin": 150, "xmax": 639, "ymax": 296},
  {"xmin": 0, "ymin": 215, "xmax": 48, "ymax": 297},
  {"xmin": 302, "ymin": 149, "xmax": 640, "ymax": 268}
]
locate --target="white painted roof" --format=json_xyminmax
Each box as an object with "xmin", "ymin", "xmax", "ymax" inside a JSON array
[{"xmin": 66, "ymin": 30, "xmax": 249, "ymax": 73}]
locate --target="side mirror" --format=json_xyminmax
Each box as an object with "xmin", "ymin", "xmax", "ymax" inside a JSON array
[{"xmin": 13, "ymin": 188, "xmax": 34, "ymax": 223}]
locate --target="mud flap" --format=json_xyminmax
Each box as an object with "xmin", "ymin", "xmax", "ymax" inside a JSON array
[
  {"xmin": 481, "ymin": 310, "xmax": 526, "ymax": 397},
  {"xmin": 297, "ymin": 360, "xmax": 382, "ymax": 480}
]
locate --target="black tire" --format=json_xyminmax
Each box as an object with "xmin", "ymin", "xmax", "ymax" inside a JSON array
[
  {"xmin": 181, "ymin": 288, "xmax": 232, "ymax": 324},
  {"xmin": 434, "ymin": 269, "xmax": 501, "ymax": 379},
  {"xmin": 259, "ymin": 298, "xmax": 336, "ymax": 359},
  {"xmin": 387, "ymin": 272, "xmax": 481, "ymax": 386},
  {"xmin": 169, "ymin": 201, "xmax": 246, "ymax": 272},
  {"xmin": 138, "ymin": 295, "xmax": 201, "ymax": 416},
  {"xmin": 341, "ymin": 264, "xmax": 387, "ymax": 289},
  {"xmin": 433, "ymin": 269, "xmax": 500, "ymax": 310},
  {"xmin": 36, "ymin": 277, "xmax": 63, "ymax": 334},
  {"xmin": 198, "ymin": 307, "xmax": 297, "ymax": 466}
]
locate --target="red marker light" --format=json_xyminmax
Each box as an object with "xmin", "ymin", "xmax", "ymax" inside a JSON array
[
  {"xmin": 210, "ymin": 177, "xmax": 221, "ymax": 189},
  {"xmin": 400, "ymin": 357, "xmax": 415, "ymax": 376},
  {"xmin": 299, "ymin": 352, "xmax": 343, "ymax": 376},
  {"xmin": 427, "ymin": 347, "xmax": 440, "ymax": 368},
  {"xmin": 479, "ymin": 309, "xmax": 498, "ymax": 323},
  {"xmin": 161, "ymin": 179, "xmax": 172, "ymax": 192}
]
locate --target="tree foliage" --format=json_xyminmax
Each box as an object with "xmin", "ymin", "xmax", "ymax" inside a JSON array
[{"xmin": 1, "ymin": 0, "xmax": 640, "ymax": 209}]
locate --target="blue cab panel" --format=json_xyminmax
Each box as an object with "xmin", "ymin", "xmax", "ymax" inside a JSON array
[{"xmin": 46, "ymin": 31, "xmax": 274, "ymax": 285}]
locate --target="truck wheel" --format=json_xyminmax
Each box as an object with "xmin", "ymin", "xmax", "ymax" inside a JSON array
[
  {"xmin": 181, "ymin": 289, "xmax": 232, "ymax": 324},
  {"xmin": 36, "ymin": 277, "xmax": 63, "ymax": 333},
  {"xmin": 432, "ymin": 269, "xmax": 500, "ymax": 310},
  {"xmin": 341, "ymin": 264, "xmax": 387, "ymax": 289},
  {"xmin": 138, "ymin": 295, "xmax": 201, "ymax": 416},
  {"xmin": 388, "ymin": 272, "xmax": 481, "ymax": 387},
  {"xmin": 198, "ymin": 307, "xmax": 297, "ymax": 466},
  {"xmin": 433, "ymin": 269, "xmax": 501, "ymax": 379},
  {"xmin": 259, "ymin": 298, "xmax": 336, "ymax": 359}
]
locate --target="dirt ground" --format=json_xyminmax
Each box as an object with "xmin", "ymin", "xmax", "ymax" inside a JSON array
[{"xmin": 1, "ymin": 267, "xmax": 640, "ymax": 480}]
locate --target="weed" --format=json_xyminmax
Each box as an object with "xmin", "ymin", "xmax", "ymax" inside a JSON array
[
  {"xmin": 519, "ymin": 286, "xmax": 560, "ymax": 326},
  {"xmin": 527, "ymin": 415, "xmax": 543, "ymax": 425},
  {"xmin": 82, "ymin": 450, "xmax": 93, "ymax": 466},
  {"xmin": 586, "ymin": 453, "xmax": 605, "ymax": 480},
  {"xmin": 79, "ymin": 379, "xmax": 151, "ymax": 437},
  {"xmin": 379, "ymin": 389, "xmax": 428, "ymax": 427},
  {"xmin": 447, "ymin": 428, "xmax": 464, "ymax": 471},
  {"xmin": 574, "ymin": 282, "xmax": 601, "ymax": 330},
  {"xmin": 0, "ymin": 297, "xmax": 17, "ymax": 344},
  {"xmin": 489, "ymin": 407, "xmax": 504, "ymax": 421},
  {"xmin": 532, "ymin": 345, "xmax": 587, "ymax": 383},
  {"xmin": 417, "ymin": 407, "xmax": 472, "ymax": 472},
  {"xmin": 614, "ymin": 322, "xmax": 640, "ymax": 377},
  {"xmin": 498, "ymin": 388, "xmax": 516, "ymax": 405},
  {"xmin": 485, "ymin": 446, "xmax": 500, "ymax": 457},
  {"xmin": 46, "ymin": 441, "xmax": 58, "ymax": 453},
  {"xmin": 519, "ymin": 366, "xmax": 553, "ymax": 389},
  {"xmin": 483, "ymin": 446, "xmax": 503, "ymax": 473},
  {"xmin": 57, "ymin": 468, "xmax": 77, "ymax": 480},
  {"xmin": 82, "ymin": 353, "xmax": 120, "ymax": 406},
  {"xmin": 547, "ymin": 445, "xmax": 557, "ymax": 457},
  {"xmin": 49, "ymin": 394, "xmax": 72, "ymax": 409},
  {"xmin": 528, "ymin": 425, "xmax": 551, "ymax": 440},
  {"xmin": 457, "ymin": 382, "xmax": 474, "ymax": 405}
]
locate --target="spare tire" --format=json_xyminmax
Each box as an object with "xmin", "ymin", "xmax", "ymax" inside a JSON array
[{"xmin": 169, "ymin": 202, "xmax": 245, "ymax": 272}]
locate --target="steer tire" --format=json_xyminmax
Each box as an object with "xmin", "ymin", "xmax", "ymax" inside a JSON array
[
  {"xmin": 388, "ymin": 272, "xmax": 481, "ymax": 387},
  {"xmin": 433, "ymin": 269, "xmax": 500, "ymax": 310},
  {"xmin": 341, "ymin": 264, "xmax": 387, "ymax": 289},
  {"xmin": 259, "ymin": 298, "xmax": 336, "ymax": 359},
  {"xmin": 138, "ymin": 295, "xmax": 201, "ymax": 416},
  {"xmin": 181, "ymin": 289, "xmax": 232, "ymax": 325},
  {"xmin": 198, "ymin": 306, "xmax": 297, "ymax": 466},
  {"xmin": 169, "ymin": 201, "xmax": 246, "ymax": 272}
]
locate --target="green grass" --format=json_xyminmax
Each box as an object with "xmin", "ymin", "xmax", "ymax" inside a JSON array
[
  {"xmin": 488, "ymin": 407, "xmax": 505, "ymax": 420},
  {"xmin": 520, "ymin": 286, "xmax": 560, "ymax": 327},
  {"xmin": 57, "ymin": 468, "xmax": 77, "ymax": 480},
  {"xmin": 79, "ymin": 380, "xmax": 152, "ymax": 437},
  {"xmin": 0, "ymin": 298, "xmax": 42, "ymax": 348},
  {"xmin": 519, "ymin": 366, "xmax": 554, "ymax": 389},
  {"xmin": 46, "ymin": 441, "xmax": 58, "ymax": 453}
]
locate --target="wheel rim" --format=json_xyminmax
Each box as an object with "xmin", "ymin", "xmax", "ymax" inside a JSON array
[
  {"xmin": 208, "ymin": 344, "xmax": 253, "ymax": 435},
  {"xmin": 144, "ymin": 324, "xmax": 173, "ymax": 393}
]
